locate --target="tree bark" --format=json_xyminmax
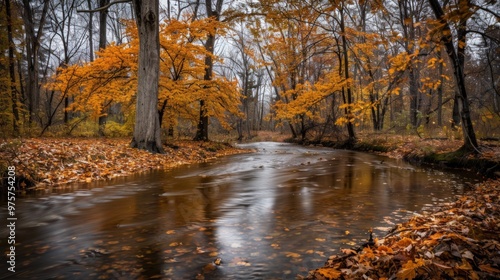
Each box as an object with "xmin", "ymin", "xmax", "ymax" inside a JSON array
[
  {"xmin": 98, "ymin": 0, "xmax": 110, "ymax": 136},
  {"xmin": 20, "ymin": 0, "xmax": 49, "ymax": 125},
  {"xmin": 131, "ymin": 0, "xmax": 164, "ymax": 153},
  {"xmin": 428, "ymin": 0, "xmax": 478, "ymax": 151},
  {"xmin": 194, "ymin": 18, "xmax": 213, "ymax": 140},
  {"xmin": 193, "ymin": 0, "xmax": 223, "ymax": 141},
  {"xmin": 398, "ymin": 0, "xmax": 421, "ymax": 127},
  {"xmin": 437, "ymin": 49, "xmax": 443, "ymax": 126},
  {"xmin": 339, "ymin": 5, "xmax": 356, "ymax": 143},
  {"xmin": 5, "ymin": 0, "xmax": 20, "ymax": 135}
]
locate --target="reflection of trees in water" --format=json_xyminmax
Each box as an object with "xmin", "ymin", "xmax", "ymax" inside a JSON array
[{"xmin": 344, "ymin": 152, "xmax": 356, "ymax": 189}]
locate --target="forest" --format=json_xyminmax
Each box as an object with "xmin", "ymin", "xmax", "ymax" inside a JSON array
[
  {"xmin": 0, "ymin": 0, "xmax": 498, "ymax": 152},
  {"xmin": 1, "ymin": 1, "xmax": 499, "ymax": 279}
]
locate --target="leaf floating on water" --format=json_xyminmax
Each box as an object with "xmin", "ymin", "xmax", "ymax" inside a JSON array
[
  {"xmin": 169, "ymin": 242, "xmax": 179, "ymax": 247},
  {"xmin": 209, "ymin": 251, "xmax": 219, "ymax": 257},
  {"xmin": 203, "ymin": 263, "xmax": 217, "ymax": 272},
  {"xmin": 285, "ymin": 252, "xmax": 301, "ymax": 258},
  {"xmin": 236, "ymin": 261, "xmax": 251, "ymax": 266},
  {"xmin": 315, "ymin": 251, "xmax": 325, "ymax": 257},
  {"xmin": 165, "ymin": 230, "xmax": 175, "ymax": 235},
  {"xmin": 315, "ymin": 238, "xmax": 326, "ymax": 242},
  {"xmin": 214, "ymin": 258, "xmax": 222, "ymax": 265}
]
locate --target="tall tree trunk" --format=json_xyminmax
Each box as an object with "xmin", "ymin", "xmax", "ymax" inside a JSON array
[
  {"xmin": 131, "ymin": 0, "xmax": 164, "ymax": 153},
  {"xmin": 194, "ymin": 27, "xmax": 215, "ymax": 141},
  {"xmin": 5, "ymin": 0, "xmax": 19, "ymax": 135},
  {"xmin": 21, "ymin": 0, "xmax": 49, "ymax": 125},
  {"xmin": 194, "ymin": 0, "xmax": 223, "ymax": 141},
  {"xmin": 398, "ymin": 0, "xmax": 420, "ymax": 127},
  {"xmin": 339, "ymin": 6, "xmax": 356, "ymax": 143},
  {"xmin": 98, "ymin": 0, "xmax": 110, "ymax": 136},
  {"xmin": 437, "ymin": 50, "xmax": 443, "ymax": 126},
  {"xmin": 428, "ymin": 0, "xmax": 478, "ymax": 151}
]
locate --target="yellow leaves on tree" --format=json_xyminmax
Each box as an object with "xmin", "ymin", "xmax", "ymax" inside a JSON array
[
  {"xmin": 49, "ymin": 42, "xmax": 136, "ymax": 120},
  {"xmin": 49, "ymin": 17, "xmax": 240, "ymax": 132}
]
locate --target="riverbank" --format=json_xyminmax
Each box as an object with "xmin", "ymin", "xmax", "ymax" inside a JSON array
[
  {"xmin": 0, "ymin": 138, "xmax": 250, "ymax": 190},
  {"xmin": 303, "ymin": 178, "xmax": 500, "ymax": 279},
  {"xmin": 296, "ymin": 134, "xmax": 500, "ymax": 279},
  {"xmin": 307, "ymin": 134, "xmax": 500, "ymax": 178}
]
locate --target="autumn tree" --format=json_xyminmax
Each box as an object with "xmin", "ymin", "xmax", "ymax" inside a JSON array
[
  {"xmin": 50, "ymin": 13, "xmax": 241, "ymax": 140},
  {"xmin": 192, "ymin": 0, "xmax": 222, "ymax": 141},
  {"xmin": 157, "ymin": 17, "xmax": 241, "ymax": 133},
  {"xmin": 253, "ymin": 0, "xmax": 340, "ymax": 141},
  {"xmin": 428, "ymin": 0, "xmax": 478, "ymax": 151}
]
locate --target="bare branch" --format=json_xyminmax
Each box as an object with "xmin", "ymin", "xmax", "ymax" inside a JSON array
[{"xmin": 77, "ymin": 0, "xmax": 131, "ymax": 13}]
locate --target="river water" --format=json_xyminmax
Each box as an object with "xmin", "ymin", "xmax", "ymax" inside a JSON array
[{"xmin": 1, "ymin": 142, "xmax": 479, "ymax": 279}]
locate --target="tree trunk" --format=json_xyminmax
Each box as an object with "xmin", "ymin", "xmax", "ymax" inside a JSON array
[
  {"xmin": 194, "ymin": 11, "xmax": 214, "ymax": 141},
  {"xmin": 193, "ymin": 0, "xmax": 223, "ymax": 141},
  {"xmin": 437, "ymin": 50, "xmax": 443, "ymax": 126},
  {"xmin": 98, "ymin": 0, "xmax": 110, "ymax": 136},
  {"xmin": 21, "ymin": 0, "xmax": 49, "ymax": 125},
  {"xmin": 131, "ymin": 0, "xmax": 164, "ymax": 153},
  {"xmin": 428, "ymin": 0, "xmax": 478, "ymax": 151},
  {"xmin": 193, "ymin": 31, "xmax": 214, "ymax": 141},
  {"xmin": 5, "ymin": 0, "xmax": 19, "ymax": 135},
  {"xmin": 194, "ymin": 52, "xmax": 211, "ymax": 141},
  {"xmin": 339, "ymin": 6, "xmax": 356, "ymax": 143},
  {"xmin": 398, "ymin": 0, "xmax": 420, "ymax": 127}
]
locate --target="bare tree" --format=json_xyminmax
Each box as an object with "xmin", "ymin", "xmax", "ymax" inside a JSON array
[
  {"xmin": 5, "ymin": 0, "xmax": 20, "ymax": 135},
  {"xmin": 19, "ymin": 0, "xmax": 50, "ymax": 125}
]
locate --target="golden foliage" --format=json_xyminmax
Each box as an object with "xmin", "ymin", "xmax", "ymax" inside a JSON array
[{"xmin": 48, "ymin": 17, "xmax": 240, "ymax": 131}]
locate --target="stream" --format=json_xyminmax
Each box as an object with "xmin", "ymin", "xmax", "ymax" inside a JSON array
[{"xmin": 1, "ymin": 142, "xmax": 480, "ymax": 279}]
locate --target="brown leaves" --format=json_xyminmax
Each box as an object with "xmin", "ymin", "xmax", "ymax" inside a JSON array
[
  {"xmin": 2, "ymin": 138, "xmax": 249, "ymax": 189},
  {"xmin": 306, "ymin": 179, "xmax": 500, "ymax": 280}
]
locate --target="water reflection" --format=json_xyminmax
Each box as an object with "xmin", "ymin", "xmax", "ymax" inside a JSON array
[{"xmin": 0, "ymin": 142, "xmax": 479, "ymax": 279}]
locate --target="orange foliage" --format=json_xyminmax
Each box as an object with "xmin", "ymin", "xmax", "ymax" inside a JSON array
[{"xmin": 48, "ymin": 17, "xmax": 241, "ymax": 131}]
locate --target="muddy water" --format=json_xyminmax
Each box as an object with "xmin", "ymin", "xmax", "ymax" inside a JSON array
[{"xmin": 1, "ymin": 142, "xmax": 479, "ymax": 279}]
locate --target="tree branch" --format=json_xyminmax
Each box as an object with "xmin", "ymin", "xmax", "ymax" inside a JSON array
[{"xmin": 77, "ymin": 0, "xmax": 131, "ymax": 13}]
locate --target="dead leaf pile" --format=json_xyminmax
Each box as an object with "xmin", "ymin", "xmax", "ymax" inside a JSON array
[
  {"xmin": 304, "ymin": 179, "xmax": 500, "ymax": 280},
  {"xmin": 1, "ymin": 138, "xmax": 249, "ymax": 188}
]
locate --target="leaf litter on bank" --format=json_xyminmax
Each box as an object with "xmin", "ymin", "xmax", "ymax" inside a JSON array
[
  {"xmin": 1, "ymin": 138, "xmax": 250, "ymax": 189},
  {"xmin": 303, "ymin": 179, "xmax": 500, "ymax": 280}
]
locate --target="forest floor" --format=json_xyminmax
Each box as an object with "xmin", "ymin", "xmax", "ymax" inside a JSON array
[{"xmin": 0, "ymin": 137, "xmax": 251, "ymax": 190}]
